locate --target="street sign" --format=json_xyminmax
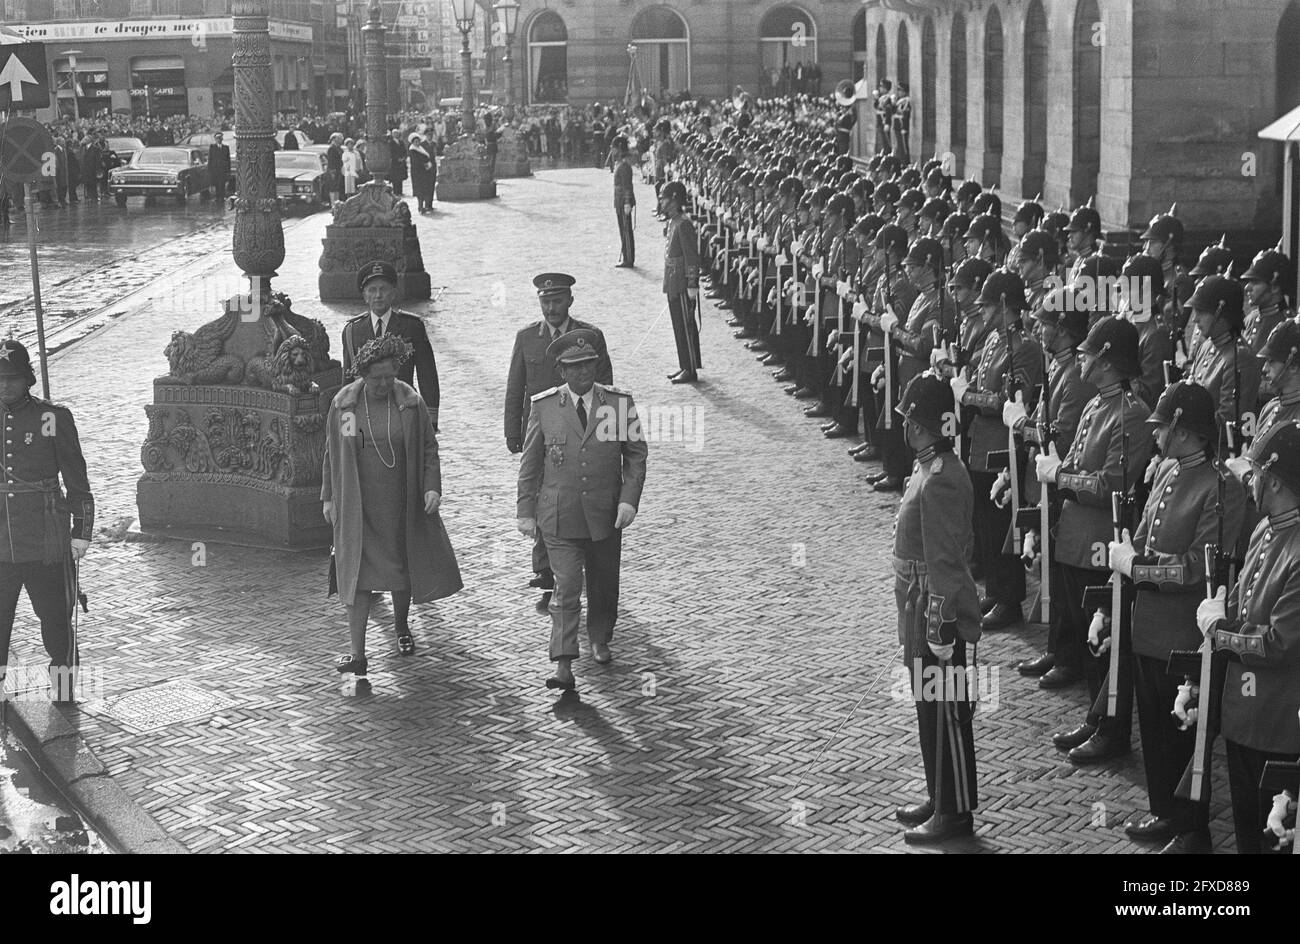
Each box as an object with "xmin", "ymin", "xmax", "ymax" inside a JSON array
[
  {"xmin": 0, "ymin": 117, "xmax": 56, "ymax": 184},
  {"xmin": 0, "ymin": 41, "xmax": 50, "ymax": 110}
]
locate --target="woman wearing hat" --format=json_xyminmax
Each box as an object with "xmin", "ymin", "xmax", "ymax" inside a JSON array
[
  {"xmin": 408, "ymin": 132, "xmax": 436, "ymax": 213},
  {"xmin": 323, "ymin": 335, "xmax": 462, "ymax": 679}
]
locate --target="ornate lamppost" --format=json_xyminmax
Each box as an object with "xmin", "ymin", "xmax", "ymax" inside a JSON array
[
  {"xmin": 437, "ymin": 0, "xmax": 497, "ymax": 200},
  {"xmin": 494, "ymin": 0, "xmax": 519, "ymax": 115},
  {"xmin": 491, "ymin": 0, "xmax": 529, "ymax": 177},
  {"xmin": 362, "ymin": 0, "xmax": 390, "ymax": 183}
]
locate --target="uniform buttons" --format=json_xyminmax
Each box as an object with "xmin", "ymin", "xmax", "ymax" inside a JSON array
[
  {"xmin": 1165, "ymin": 487, "xmax": 1172, "ymax": 494},
  {"xmin": 1159, "ymin": 502, "xmax": 1166, "ymax": 509},
  {"xmin": 1154, "ymin": 519, "xmax": 1161, "ymax": 526}
]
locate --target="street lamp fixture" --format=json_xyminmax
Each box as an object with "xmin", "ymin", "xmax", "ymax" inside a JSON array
[
  {"xmin": 494, "ymin": 1, "xmax": 520, "ymax": 111},
  {"xmin": 60, "ymin": 48, "xmax": 82, "ymax": 121},
  {"xmin": 451, "ymin": 0, "xmax": 477, "ymax": 134}
]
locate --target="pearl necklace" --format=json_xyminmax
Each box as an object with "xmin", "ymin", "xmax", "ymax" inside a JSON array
[{"xmin": 363, "ymin": 392, "xmax": 397, "ymax": 469}]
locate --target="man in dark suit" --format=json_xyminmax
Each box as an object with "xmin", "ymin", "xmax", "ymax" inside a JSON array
[
  {"xmin": 208, "ymin": 132, "xmax": 231, "ymax": 202},
  {"xmin": 505, "ymin": 273, "xmax": 613, "ymax": 611},
  {"xmin": 341, "ymin": 261, "xmax": 441, "ymax": 431}
]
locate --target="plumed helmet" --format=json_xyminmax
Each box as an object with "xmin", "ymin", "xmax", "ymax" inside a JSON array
[
  {"xmin": 827, "ymin": 192, "xmax": 856, "ymax": 220},
  {"xmin": 1189, "ymin": 242, "xmax": 1234, "ymax": 278},
  {"xmin": 956, "ymin": 178, "xmax": 982, "ymax": 204},
  {"xmin": 1043, "ymin": 209, "xmax": 1071, "ymax": 233},
  {"xmin": 972, "ymin": 191, "xmax": 1002, "ymax": 219},
  {"xmin": 1140, "ymin": 209, "xmax": 1184, "ymax": 245},
  {"xmin": 1259, "ymin": 319, "xmax": 1300, "ymax": 365},
  {"xmin": 853, "ymin": 213, "xmax": 886, "ymax": 239},
  {"xmin": 1242, "ymin": 247, "xmax": 1292, "ymax": 289},
  {"xmin": 920, "ymin": 197, "xmax": 951, "ymax": 222},
  {"xmin": 777, "ymin": 175, "xmax": 805, "ymax": 199},
  {"xmin": 905, "ymin": 236, "xmax": 944, "ymax": 270},
  {"xmin": 660, "ymin": 180, "xmax": 689, "ymax": 207},
  {"xmin": 941, "ymin": 212, "xmax": 971, "ymax": 240},
  {"xmin": 874, "ymin": 180, "xmax": 901, "ymax": 205},
  {"xmin": 899, "ymin": 167, "xmax": 922, "ymax": 190},
  {"xmin": 1121, "ymin": 253, "xmax": 1167, "ymax": 301},
  {"xmin": 964, "ymin": 213, "xmax": 1004, "ymax": 244}
]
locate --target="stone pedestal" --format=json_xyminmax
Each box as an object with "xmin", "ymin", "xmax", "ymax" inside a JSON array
[
  {"xmin": 317, "ymin": 181, "xmax": 431, "ymax": 301},
  {"xmin": 436, "ymin": 135, "xmax": 497, "ymax": 201},
  {"xmin": 494, "ymin": 127, "xmax": 532, "ymax": 178},
  {"xmin": 138, "ymin": 380, "xmax": 341, "ymax": 549}
]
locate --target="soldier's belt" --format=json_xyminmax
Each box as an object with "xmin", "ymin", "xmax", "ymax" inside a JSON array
[{"xmin": 3, "ymin": 475, "xmax": 60, "ymax": 494}]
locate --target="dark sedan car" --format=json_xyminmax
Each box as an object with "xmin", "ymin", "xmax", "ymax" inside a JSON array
[
  {"xmin": 274, "ymin": 150, "xmax": 330, "ymax": 209},
  {"xmin": 179, "ymin": 132, "xmax": 237, "ymax": 193},
  {"xmin": 107, "ymin": 147, "xmax": 212, "ymax": 206}
]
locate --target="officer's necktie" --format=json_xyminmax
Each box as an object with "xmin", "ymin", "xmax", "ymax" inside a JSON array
[
  {"xmin": 576, "ymin": 397, "xmax": 587, "ymax": 430},
  {"xmin": 374, "ymin": 316, "xmax": 386, "ymax": 336}
]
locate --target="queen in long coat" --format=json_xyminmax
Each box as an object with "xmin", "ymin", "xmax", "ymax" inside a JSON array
[{"xmin": 322, "ymin": 335, "xmax": 462, "ymax": 677}]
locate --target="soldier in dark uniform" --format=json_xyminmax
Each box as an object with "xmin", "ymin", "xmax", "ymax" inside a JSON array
[
  {"xmin": 1111, "ymin": 382, "xmax": 1244, "ymax": 853},
  {"xmin": 612, "ymin": 136, "xmax": 637, "ymax": 268},
  {"xmin": 660, "ymin": 181, "xmax": 702, "ymax": 384},
  {"xmin": 1240, "ymin": 246, "xmax": 1292, "ymax": 363},
  {"xmin": 1120, "ymin": 254, "xmax": 1172, "ymax": 408},
  {"xmin": 1185, "ymin": 275, "xmax": 1261, "ymax": 458},
  {"xmin": 0, "ymin": 340, "xmax": 93, "ymax": 701},
  {"xmin": 505, "ymin": 273, "xmax": 614, "ymax": 611},
  {"xmin": 341, "ymin": 261, "xmax": 442, "ymax": 431},
  {"xmin": 516, "ymin": 331, "xmax": 648, "ymax": 692},
  {"xmin": 892, "ymin": 371, "xmax": 982, "ymax": 843},
  {"xmin": 1197, "ymin": 419, "xmax": 1300, "ymax": 853}
]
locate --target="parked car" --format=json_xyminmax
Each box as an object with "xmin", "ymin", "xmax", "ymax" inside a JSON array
[
  {"xmin": 274, "ymin": 150, "xmax": 330, "ymax": 209},
  {"xmin": 178, "ymin": 132, "xmax": 237, "ymax": 192},
  {"xmin": 107, "ymin": 147, "xmax": 211, "ymax": 206},
  {"xmin": 102, "ymin": 136, "xmax": 145, "ymax": 171}
]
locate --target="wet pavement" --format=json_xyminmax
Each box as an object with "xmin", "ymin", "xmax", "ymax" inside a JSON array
[{"xmin": 0, "ymin": 722, "xmax": 106, "ymax": 854}]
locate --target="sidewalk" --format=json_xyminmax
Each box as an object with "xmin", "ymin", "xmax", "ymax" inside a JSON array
[{"xmin": 10, "ymin": 168, "xmax": 1238, "ymax": 852}]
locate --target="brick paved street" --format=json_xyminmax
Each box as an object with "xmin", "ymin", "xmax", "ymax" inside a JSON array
[{"xmin": 8, "ymin": 168, "xmax": 1237, "ymax": 852}]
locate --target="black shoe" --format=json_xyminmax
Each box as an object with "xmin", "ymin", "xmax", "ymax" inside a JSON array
[
  {"xmin": 895, "ymin": 799, "xmax": 933, "ymax": 825},
  {"xmin": 529, "ymin": 571, "xmax": 555, "ymax": 590},
  {"xmin": 1017, "ymin": 652, "xmax": 1054, "ymax": 677},
  {"xmin": 1038, "ymin": 665, "xmax": 1083, "ymax": 690},
  {"xmin": 716, "ymin": 300, "xmax": 733, "ymax": 310},
  {"xmin": 980, "ymin": 603, "xmax": 1022, "ymax": 631},
  {"xmin": 820, "ymin": 420, "xmax": 839, "ymax": 432},
  {"xmin": 783, "ymin": 384, "xmax": 801, "ymax": 395},
  {"xmin": 799, "ymin": 394, "xmax": 826, "ymax": 409},
  {"xmin": 772, "ymin": 367, "xmax": 795, "ymax": 382},
  {"xmin": 335, "ymin": 654, "xmax": 368, "ymax": 676},
  {"xmin": 1051, "ymin": 722, "xmax": 1096, "ymax": 751},
  {"xmin": 536, "ymin": 591, "xmax": 553, "ymax": 615},
  {"xmin": 1160, "ymin": 831, "xmax": 1212, "ymax": 854},
  {"xmin": 726, "ymin": 319, "xmax": 745, "ymax": 328},
  {"xmin": 614, "ymin": 261, "xmax": 634, "ymax": 268},
  {"xmin": 853, "ymin": 448, "xmax": 881, "ymax": 462},
  {"xmin": 978, "ymin": 595, "xmax": 997, "ymax": 613},
  {"xmin": 871, "ymin": 476, "xmax": 905, "ymax": 493},
  {"xmin": 667, "ymin": 370, "xmax": 684, "ymax": 380},
  {"xmin": 1125, "ymin": 814, "xmax": 1177, "ymax": 841},
  {"xmin": 823, "ymin": 423, "xmax": 855, "ymax": 439},
  {"xmin": 746, "ymin": 339, "xmax": 771, "ymax": 352},
  {"xmin": 734, "ymin": 329, "xmax": 756, "ymax": 339},
  {"xmin": 670, "ymin": 372, "xmax": 698, "ymax": 384},
  {"xmin": 397, "ymin": 634, "xmax": 416, "ymax": 656},
  {"xmin": 1068, "ymin": 732, "xmax": 1130, "ymax": 765},
  {"xmin": 760, "ymin": 352, "xmax": 782, "ymax": 366},
  {"xmin": 904, "ymin": 812, "xmax": 974, "ymax": 844}
]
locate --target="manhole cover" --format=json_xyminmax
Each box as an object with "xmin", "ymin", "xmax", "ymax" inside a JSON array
[{"xmin": 98, "ymin": 682, "xmax": 236, "ymax": 733}]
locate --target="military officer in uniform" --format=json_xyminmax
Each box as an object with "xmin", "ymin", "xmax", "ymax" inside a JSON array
[
  {"xmin": 516, "ymin": 330, "xmax": 648, "ymax": 691},
  {"xmin": 660, "ymin": 181, "xmax": 702, "ymax": 384},
  {"xmin": 892, "ymin": 371, "xmax": 982, "ymax": 843},
  {"xmin": 505, "ymin": 273, "xmax": 614, "ymax": 611},
  {"xmin": 1198, "ymin": 419, "xmax": 1300, "ymax": 853},
  {"xmin": 612, "ymin": 136, "xmax": 637, "ymax": 268},
  {"xmin": 342, "ymin": 261, "xmax": 442, "ymax": 431},
  {"xmin": 0, "ymin": 340, "xmax": 93, "ymax": 701}
]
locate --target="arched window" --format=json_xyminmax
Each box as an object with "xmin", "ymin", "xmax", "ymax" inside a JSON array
[
  {"xmin": 631, "ymin": 6, "xmax": 691, "ymax": 98},
  {"xmin": 983, "ymin": 7, "xmax": 1004, "ymax": 182},
  {"xmin": 852, "ymin": 9, "xmax": 868, "ymax": 82},
  {"xmin": 874, "ymin": 23, "xmax": 887, "ymax": 87},
  {"xmin": 527, "ymin": 10, "xmax": 568, "ymax": 104},
  {"xmin": 950, "ymin": 12, "xmax": 967, "ymax": 152},
  {"xmin": 1023, "ymin": 0, "xmax": 1048, "ymax": 198},
  {"xmin": 897, "ymin": 22, "xmax": 910, "ymax": 92},
  {"xmin": 1073, "ymin": 0, "xmax": 1101, "ymax": 204},
  {"xmin": 760, "ymin": 4, "xmax": 818, "ymax": 90},
  {"xmin": 921, "ymin": 17, "xmax": 937, "ymax": 160}
]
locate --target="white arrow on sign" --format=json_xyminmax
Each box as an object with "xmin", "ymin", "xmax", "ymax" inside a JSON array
[{"xmin": 0, "ymin": 52, "xmax": 38, "ymax": 103}]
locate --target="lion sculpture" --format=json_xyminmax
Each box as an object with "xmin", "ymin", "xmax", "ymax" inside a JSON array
[
  {"xmin": 161, "ymin": 309, "xmax": 245, "ymax": 385},
  {"xmin": 270, "ymin": 335, "xmax": 318, "ymax": 395}
]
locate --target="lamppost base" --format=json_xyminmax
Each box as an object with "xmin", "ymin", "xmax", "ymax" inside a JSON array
[{"xmin": 435, "ymin": 135, "xmax": 498, "ymax": 201}]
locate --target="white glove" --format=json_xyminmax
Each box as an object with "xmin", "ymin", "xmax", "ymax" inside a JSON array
[
  {"xmin": 990, "ymin": 470, "xmax": 1010, "ymax": 507},
  {"xmin": 517, "ymin": 516, "xmax": 537, "ymax": 537},
  {"xmin": 836, "ymin": 280, "xmax": 850, "ymax": 299},
  {"xmin": 871, "ymin": 364, "xmax": 885, "ymax": 392},
  {"xmin": 1108, "ymin": 528, "xmax": 1136, "ymax": 577},
  {"xmin": 791, "ymin": 239, "xmax": 804, "ymax": 256},
  {"xmin": 1265, "ymin": 792, "xmax": 1296, "ymax": 847},
  {"xmin": 1173, "ymin": 681, "xmax": 1199, "ymax": 729},
  {"xmin": 1088, "ymin": 609, "xmax": 1111, "ymax": 654},
  {"xmin": 756, "ymin": 237, "xmax": 770, "ymax": 252},
  {"xmin": 852, "ymin": 300, "xmax": 869, "ymax": 321},
  {"xmin": 879, "ymin": 308, "xmax": 899, "ymax": 334},
  {"xmin": 1143, "ymin": 454, "xmax": 1160, "ymax": 485},
  {"xmin": 1225, "ymin": 456, "xmax": 1252, "ymax": 483},
  {"xmin": 928, "ymin": 641, "xmax": 955, "ymax": 662},
  {"xmin": 1002, "ymin": 394, "xmax": 1027, "ymax": 431},
  {"xmin": 950, "ymin": 373, "xmax": 970, "ymax": 404},
  {"xmin": 803, "ymin": 305, "xmax": 816, "ymax": 326},
  {"xmin": 70, "ymin": 538, "xmax": 90, "ymax": 561},
  {"xmin": 812, "ymin": 261, "xmax": 825, "ymax": 278},
  {"xmin": 1022, "ymin": 531, "xmax": 1037, "ymax": 562},
  {"xmin": 827, "ymin": 329, "xmax": 841, "ymax": 347},
  {"xmin": 1196, "ymin": 586, "xmax": 1227, "ymax": 636},
  {"xmin": 838, "ymin": 346, "xmax": 854, "ymax": 369},
  {"xmin": 775, "ymin": 252, "xmax": 790, "ymax": 266},
  {"xmin": 1035, "ymin": 441, "xmax": 1062, "ymax": 485}
]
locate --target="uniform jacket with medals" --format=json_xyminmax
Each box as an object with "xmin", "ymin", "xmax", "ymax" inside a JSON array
[
  {"xmin": 517, "ymin": 383, "xmax": 649, "ymax": 542},
  {"xmin": 1210, "ymin": 508, "xmax": 1300, "ymax": 754},
  {"xmin": 504, "ymin": 319, "xmax": 612, "ymax": 444},
  {"xmin": 1130, "ymin": 452, "xmax": 1244, "ymax": 660},
  {"xmin": 0, "ymin": 395, "xmax": 93, "ymax": 565},
  {"xmin": 342, "ymin": 309, "xmax": 441, "ymax": 423},
  {"xmin": 1054, "ymin": 383, "xmax": 1152, "ymax": 570},
  {"xmin": 893, "ymin": 442, "xmax": 981, "ymax": 646}
]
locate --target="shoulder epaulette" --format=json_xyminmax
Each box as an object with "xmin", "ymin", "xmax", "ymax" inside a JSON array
[
  {"xmin": 599, "ymin": 384, "xmax": 632, "ymax": 397},
  {"xmin": 346, "ymin": 312, "xmax": 369, "ymax": 323},
  {"xmin": 531, "ymin": 386, "xmax": 561, "ymax": 402}
]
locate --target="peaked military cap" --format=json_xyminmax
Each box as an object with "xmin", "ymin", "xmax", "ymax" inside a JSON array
[
  {"xmin": 357, "ymin": 260, "xmax": 398, "ymax": 292},
  {"xmin": 534, "ymin": 272, "xmax": 576, "ymax": 297},
  {"xmin": 546, "ymin": 328, "xmax": 601, "ymax": 365}
]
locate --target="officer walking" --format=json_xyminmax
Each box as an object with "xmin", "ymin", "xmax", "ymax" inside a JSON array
[
  {"xmin": 342, "ymin": 261, "xmax": 442, "ymax": 431},
  {"xmin": 892, "ymin": 371, "xmax": 982, "ymax": 843},
  {"xmin": 516, "ymin": 330, "xmax": 647, "ymax": 692},
  {"xmin": 0, "ymin": 340, "xmax": 94, "ymax": 701},
  {"xmin": 505, "ymin": 274, "xmax": 614, "ymax": 612}
]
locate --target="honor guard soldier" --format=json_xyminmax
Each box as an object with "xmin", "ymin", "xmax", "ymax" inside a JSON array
[
  {"xmin": 1241, "ymin": 244, "xmax": 1293, "ymax": 361},
  {"xmin": 1197, "ymin": 419, "xmax": 1300, "ymax": 853},
  {"xmin": 892, "ymin": 371, "xmax": 982, "ymax": 844},
  {"xmin": 516, "ymin": 330, "xmax": 648, "ymax": 692},
  {"xmin": 1119, "ymin": 253, "xmax": 1172, "ymax": 408},
  {"xmin": 1249, "ymin": 320, "xmax": 1300, "ymax": 447},
  {"xmin": 660, "ymin": 181, "xmax": 703, "ymax": 384},
  {"xmin": 1141, "ymin": 207, "xmax": 1196, "ymax": 348},
  {"xmin": 1013, "ymin": 229, "xmax": 1059, "ymax": 316},
  {"xmin": 1036, "ymin": 316, "xmax": 1151, "ymax": 760},
  {"xmin": 0, "ymin": 340, "xmax": 94, "ymax": 700},
  {"xmin": 865, "ymin": 222, "xmax": 918, "ymax": 491},
  {"xmin": 1004, "ymin": 198, "xmax": 1044, "ymax": 272},
  {"xmin": 1185, "ymin": 275, "xmax": 1261, "ymax": 457},
  {"xmin": 343, "ymin": 261, "xmax": 441, "ymax": 431},
  {"xmin": 1064, "ymin": 202, "xmax": 1103, "ymax": 282},
  {"xmin": 612, "ymin": 136, "xmax": 637, "ymax": 268},
  {"xmin": 505, "ymin": 273, "xmax": 614, "ymax": 611},
  {"xmin": 1111, "ymin": 382, "xmax": 1244, "ymax": 853}
]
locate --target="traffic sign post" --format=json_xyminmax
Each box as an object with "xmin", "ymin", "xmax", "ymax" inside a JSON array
[
  {"xmin": 0, "ymin": 40, "xmax": 50, "ymax": 110},
  {"xmin": 0, "ymin": 117, "xmax": 57, "ymax": 399}
]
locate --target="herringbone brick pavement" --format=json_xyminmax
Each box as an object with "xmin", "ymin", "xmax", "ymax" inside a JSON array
[{"xmin": 8, "ymin": 169, "xmax": 1237, "ymax": 852}]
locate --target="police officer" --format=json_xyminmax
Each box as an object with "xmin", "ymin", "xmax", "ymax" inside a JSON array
[
  {"xmin": 505, "ymin": 273, "xmax": 614, "ymax": 610},
  {"xmin": 1197, "ymin": 419, "xmax": 1300, "ymax": 853},
  {"xmin": 342, "ymin": 261, "xmax": 442, "ymax": 430},
  {"xmin": 892, "ymin": 371, "xmax": 982, "ymax": 844},
  {"xmin": 0, "ymin": 340, "xmax": 93, "ymax": 700},
  {"xmin": 516, "ymin": 330, "xmax": 648, "ymax": 691},
  {"xmin": 660, "ymin": 180, "xmax": 702, "ymax": 384},
  {"xmin": 1111, "ymin": 382, "xmax": 1244, "ymax": 853}
]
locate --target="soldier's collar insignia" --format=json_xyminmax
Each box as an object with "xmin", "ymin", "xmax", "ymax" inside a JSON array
[
  {"xmin": 1268, "ymin": 507, "xmax": 1300, "ymax": 531},
  {"xmin": 1098, "ymin": 382, "xmax": 1123, "ymax": 398},
  {"xmin": 1178, "ymin": 453, "xmax": 1206, "ymax": 470}
]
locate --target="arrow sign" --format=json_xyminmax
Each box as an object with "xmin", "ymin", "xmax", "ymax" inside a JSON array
[{"xmin": 0, "ymin": 42, "xmax": 50, "ymax": 110}]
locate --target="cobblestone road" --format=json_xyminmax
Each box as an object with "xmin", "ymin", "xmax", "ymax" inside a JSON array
[{"xmin": 7, "ymin": 168, "xmax": 1237, "ymax": 852}]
